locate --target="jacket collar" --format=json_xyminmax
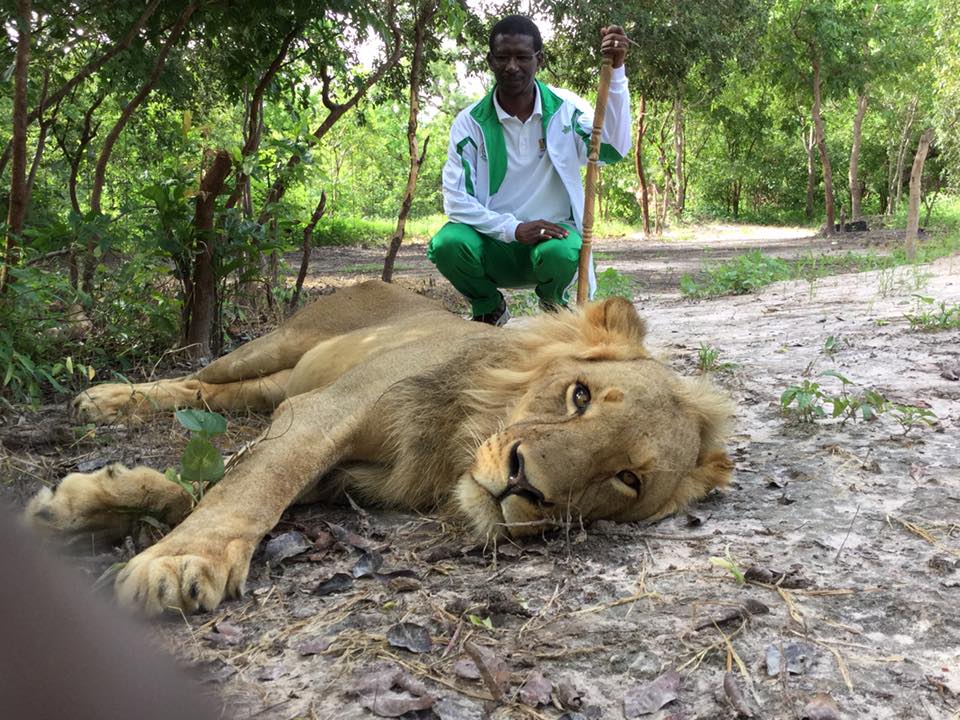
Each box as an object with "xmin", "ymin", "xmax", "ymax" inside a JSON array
[{"xmin": 470, "ymin": 80, "xmax": 563, "ymax": 196}]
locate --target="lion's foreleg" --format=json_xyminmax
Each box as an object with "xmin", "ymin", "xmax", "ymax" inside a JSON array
[
  {"xmin": 114, "ymin": 389, "xmax": 367, "ymax": 615},
  {"xmin": 73, "ymin": 370, "xmax": 291, "ymax": 423},
  {"xmin": 25, "ymin": 465, "xmax": 192, "ymax": 546}
]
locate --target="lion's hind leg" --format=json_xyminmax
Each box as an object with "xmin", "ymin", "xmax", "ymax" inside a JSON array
[{"xmin": 25, "ymin": 464, "xmax": 192, "ymax": 547}]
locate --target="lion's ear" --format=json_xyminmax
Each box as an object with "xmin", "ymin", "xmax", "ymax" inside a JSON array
[{"xmin": 584, "ymin": 297, "xmax": 646, "ymax": 345}]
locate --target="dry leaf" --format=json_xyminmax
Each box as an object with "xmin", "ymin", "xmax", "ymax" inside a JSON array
[
  {"xmin": 386, "ymin": 622, "xmax": 433, "ymax": 653},
  {"xmin": 624, "ymin": 670, "xmax": 681, "ymax": 718},
  {"xmin": 519, "ymin": 671, "xmax": 553, "ymax": 707}
]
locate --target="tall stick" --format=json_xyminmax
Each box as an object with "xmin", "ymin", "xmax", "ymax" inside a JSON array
[{"xmin": 577, "ymin": 57, "xmax": 613, "ymax": 305}]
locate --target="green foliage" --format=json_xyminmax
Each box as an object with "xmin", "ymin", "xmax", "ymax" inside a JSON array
[
  {"xmin": 594, "ymin": 267, "xmax": 640, "ymax": 300},
  {"xmin": 164, "ymin": 409, "xmax": 228, "ymax": 502},
  {"xmin": 780, "ymin": 370, "xmax": 894, "ymax": 425},
  {"xmin": 779, "ymin": 379, "xmax": 828, "ymax": 422},
  {"xmin": 709, "ymin": 545, "xmax": 745, "ymax": 584},
  {"xmin": 681, "ymin": 251, "xmax": 791, "ymax": 297},
  {"xmin": 821, "ymin": 335, "xmax": 842, "ymax": 357},
  {"xmin": 681, "ymin": 230, "xmax": 960, "ymax": 298},
  {"xmin": 904, "ymin": 295, "xmax": 960, "ymax": 331},
  {"xmin": 696, "ymin": 343, "xmax": 737, "ymax": 373},
  {"xmin": 507, "ymin": 291, "xmax": 541, "ymax": 318},
  {"xmin": 890, "ymin": 404, "xmax": 938, "ymax": 435}
]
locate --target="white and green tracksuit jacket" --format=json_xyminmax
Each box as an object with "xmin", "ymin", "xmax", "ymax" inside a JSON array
[{"xmin": 441, "ymin": 68, "xmax": 631, "ymax": 297}]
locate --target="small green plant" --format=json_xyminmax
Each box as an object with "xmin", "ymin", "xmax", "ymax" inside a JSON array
[
  {"xmin": 506, "ymin": 290, "xmax": 540, "ymax": 317},
  {"xmin": 467, "ymin": 614, "xmax": 495, "ymax": 629},
  {"xmin": 821, "ymin": 335, "xmax": 841, "ymax": 357},
  {"xmin": 904, "ymin": 295, "xmax": 960, "ymax": 331},
  {"xmin": 680, "ymin": 251, "xmax": 791, "ymax": 297},
  {"xmin": 507, "ymin": 268, "xmax": 639, "ymax": 317},
  {"xmin": 594, "ymin": 267, "xmax": 639, "ymax": 300},
  {"xmin": 696, "ymin": 343, "xmax": 737, "ymax": 373},
  {"xmin": 709, "ymin": 545, "xmax": 745, "ymax": 584},
  {"xmin": 779, "ymin": 379, "xmax": 827, "ymax": 422},
  {"xmin": 890, "ymin": 404, "xmax": 938, "ymax": 435},
  {"xmin": 164, "ymin": 409, "xmax": 228, "ymax": 502},
  {"xmin": 781, "ymin": 371, "xmax": 890, "ymax": 424}
]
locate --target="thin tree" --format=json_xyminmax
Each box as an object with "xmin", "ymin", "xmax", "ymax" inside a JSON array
[
  {"xmin": 633, "ymin": 96, "xmax": 651, "ymax": 237},
  {"xmin": 383, "ymin": 0, "xmax": 439, "ymax": 282},
  {"xmin": 1, "ymin": 0, "xmax": 32, "ymax": 294},
  {"xmin": 183, "ymin": 150, "xmax": 233, "ymax": 358},
  {"xmin": 289, "ymin": 192, "xmax": 327, "ymax": 311},
  {"xmin": 810, "ymin": 45, "xmax": 835, "ymax": 236},
  {"xmin": 905, "ymin": 128, "xmax": 934, "ymax": 261},
  {"xmin": 848, "ymin": 94, "xmax": 868, "ymax": 220}
]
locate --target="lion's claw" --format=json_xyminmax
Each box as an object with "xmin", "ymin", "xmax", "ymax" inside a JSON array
[{"xmin": 115, "ymin": 536, "xmax": 253, "ymax": 616}]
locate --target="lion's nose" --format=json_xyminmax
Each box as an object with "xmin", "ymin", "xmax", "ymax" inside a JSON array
[
  {"xmin": 501, "ymin": 442, "xmax": 549, "ymax": 505},
  {"xmin": 507, "ymin": 441, "xmax": 525, "ymax": 485}
]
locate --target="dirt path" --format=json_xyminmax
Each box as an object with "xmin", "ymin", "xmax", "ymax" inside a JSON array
[{"xmin": 3, "ymin": 225, "xmax": 959, "ymax": 720}]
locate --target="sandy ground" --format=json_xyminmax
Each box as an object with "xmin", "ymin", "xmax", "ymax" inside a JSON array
[{"xmin": 2, "ymin": 224, "xmax": 959, "ymax": 720}]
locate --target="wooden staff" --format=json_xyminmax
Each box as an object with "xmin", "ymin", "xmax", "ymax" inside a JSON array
[{"xmin": 577, "ymin": 55, "xmax": 614, "ymax": 305}]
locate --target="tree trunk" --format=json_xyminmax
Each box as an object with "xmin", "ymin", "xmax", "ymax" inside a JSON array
[
  {"xmin": 634, "ymin": 96, "xmax": 651, "ymax": 237},
  {"xmin": 383, "ymin": 1, "xmax": 437, "ymax": 282},
  {"xmin": 1, "ymin": 0, "xmax": 31, "ymax": 295},
  {"xmin": 804, "ymin": 124, "xmax": 816, "ymax": 221},
  {"xmin": 673, "ymin": 95, "xmax": 686, "ymax": 216},
  {"xmin": 811, "ymin": 50, "xmax": 835, "ymax": 236},
  {"xmin": 289, "ymin": 192, "xmax": 327, "ymax": 311},
  {"xmin": 0, "ymin": 0, "xmax": 162, "ymax": 178},
  {"xmin": 905, "ymin": 128, "xmax": 933, "ymax": 261},
  {"xmin": 24, "ymin": 71, "xmax": 53, "ymax": 206},
  {"xmin": 81, "ymin": 2, "xmax": 198, "ymax": 294},
  {"xmin": 849, "ymin": 93, "xmax": 868, "ymax": 220},
  {"xmin": 887, "ymin": 97, "xmax": 918, "ymax": 216},
  {"xmin": 183, "ymin": 150, "xmax": 232, "ymax": 358}
]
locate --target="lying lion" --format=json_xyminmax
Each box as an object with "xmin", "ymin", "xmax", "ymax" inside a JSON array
[{"xmin": 27, "ymin": 281, "xmax": 732, "ymax": 616}]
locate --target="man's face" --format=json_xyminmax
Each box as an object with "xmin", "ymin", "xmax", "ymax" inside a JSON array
[{"xmin": 487, "ymin": 33, "xmax": 541, "ymax": 99}]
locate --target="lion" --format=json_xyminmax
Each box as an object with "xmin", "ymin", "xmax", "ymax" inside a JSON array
[{"xmin": 26, "ymin": 280, "xmax": 733, "ymax": 616}]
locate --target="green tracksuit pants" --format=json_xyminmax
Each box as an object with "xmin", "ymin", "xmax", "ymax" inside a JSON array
[{"xmin": 427, "ymin": 222, "xmax": 582, "ymax": 316}]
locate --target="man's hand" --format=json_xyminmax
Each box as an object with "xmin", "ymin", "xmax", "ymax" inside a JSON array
[
  {"xmin": 600, "ymin": 25, "xmax": 629, "ymax": 69},
  {"xmin": 515, "ymin": 220, "xmax": 569, "ymax": 245}
]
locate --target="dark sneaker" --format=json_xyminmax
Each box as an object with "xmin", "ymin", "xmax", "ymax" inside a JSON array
[
  {"xmin": 472, "ymin": 297, "xmax": 510, "ymax": 327},
  {"xmin": 538, "ymin": 298, "xmax": 569, "ymax": 314}
]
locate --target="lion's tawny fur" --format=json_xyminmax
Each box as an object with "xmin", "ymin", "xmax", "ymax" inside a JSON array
[{"xmin": 26, "ymin": 281, "xmax": 734, "ymax": 615}]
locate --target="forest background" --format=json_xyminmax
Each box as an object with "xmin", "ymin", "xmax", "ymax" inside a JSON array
[{"xmin": 1, "ymin": 0, "xmax": 958, "ymax": 406}]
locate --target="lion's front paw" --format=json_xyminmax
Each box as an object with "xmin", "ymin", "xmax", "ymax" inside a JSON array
[
  {"xmin": 115, "ymin": 532, "xmax": 254, "ymax": 616},
  {"xmin": 73, "ymin": 384, "xmax": 146, "ymax": 423}
]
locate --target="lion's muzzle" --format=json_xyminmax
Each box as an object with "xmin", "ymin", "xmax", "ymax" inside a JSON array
[{"xmin": 497, "ymin": 442, "xmax": 553, "ymax": 508}]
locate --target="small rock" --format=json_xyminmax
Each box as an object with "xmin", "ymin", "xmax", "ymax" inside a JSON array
[
  {"xmin": 801, "ymin": 691, "xmax": 841, "ymax": 720},
  {"xmin": 766, "ymin": 643, "xmax": 817, "ymax": 676}
]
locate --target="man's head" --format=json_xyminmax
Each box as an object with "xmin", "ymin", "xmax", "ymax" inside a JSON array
[{"xmin": 487, "ymin": 15, "xmax": 543, "ymax": 99}]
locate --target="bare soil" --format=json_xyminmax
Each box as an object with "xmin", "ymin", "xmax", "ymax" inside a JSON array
[{"xmin": 3, "ymin": 224, "xmax": 959, "ymax": 720}]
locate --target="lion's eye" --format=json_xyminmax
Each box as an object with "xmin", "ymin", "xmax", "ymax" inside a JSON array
[
  {"xmin": 617, "ymin": 470, "xmax": 643, "ymax": 492},
  {"xmin": 572, "ymin": 382, "xmax": 591, "ymax": 414}
]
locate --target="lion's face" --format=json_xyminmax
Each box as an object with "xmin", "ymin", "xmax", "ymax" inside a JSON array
[{"xmin": 454, "ymin": 301, "xmax": 732, "ymax": 539}]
